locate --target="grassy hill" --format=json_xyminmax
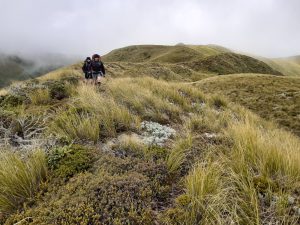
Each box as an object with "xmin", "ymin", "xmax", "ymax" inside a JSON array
[
  {"xmin": 259, "ymin": 56, "xmax": 300, "ymax": 77},
  {"xmin": 195, "ymin": 74, "xmax": 300, "ymax": 136},
  {"xmin": 104, "ymin": 45, "xmax": 282, "ymax": 76},
  {"xmin": 0, "ymin": 45, "xmax": 299, "ymax": 224}
]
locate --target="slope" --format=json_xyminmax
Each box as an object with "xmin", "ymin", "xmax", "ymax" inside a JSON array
[
  {"xmin": 259, "ymin": 55, "xmax": 300, "ymax": 77},
  {"xmin": 1, "ymin": 69, "xmax": 299, "ymax": 224},
  {"xmin": 195, "ymin": 74, "xmax": 300, "ymax": 136}
]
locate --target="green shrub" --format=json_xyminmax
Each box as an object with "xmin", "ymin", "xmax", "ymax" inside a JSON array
[
  {"xmin": 0, "ymin": 94, "xmax": 25, "ymax": 107},
  {"xmin": 48, "ymin": 81, "xmax": 69, "ymax": 100},
  {"xmin": 47, "ymin": 145, "xmax": 95, "ymax": 179},
  {"xmin": 0, "ymin": 150, "xmax": 47, "ymax": 214},
  {"xmin": 146, "ymin": 145, "xmax": 168, "ymax": 161},
  {"xmin": 5, "ymin": 172, "xmax": 155, "ymax": 225},
  {"xmin": 0, "ymin": 109, "xmax": 15, "ymax": 127}
]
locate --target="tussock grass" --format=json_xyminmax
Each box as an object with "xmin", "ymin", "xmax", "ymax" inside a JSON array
[
  {"xmin": 77, "ymin": 84, "xmax": 140, "ymax": 137},
  {"xmin": 228, "ymin": 114, "xmax": 300, "ymax": 190},
  {"xmin": 49, "ymin": 84, "xmax": 140, "ymax": 142},
  {"xmin": 209, "ymin": 94, "xmax": 229, "ymax": 109},
  {"xmin": 136, "ymin": 77, "xmax": 207, "ymax": 110},
  {"xmin": 197, "ymin": 74, "xmax": 300, "ymax": 136},
  {"xmin": 117, "ymin": 134, "xmax": 147, "ymax": 158},
  {"xmin": 107, "ymin": 77, "xmax": 207, "ymax": 122},
  {"xmin": 167, "ymin": 108, "xmax": 300, "ymax": 224},
  {"xmin": 28, "ymin": 88, "xmax": 51, "ymax": 105},
  {"xmin": 0, "ymin": 150, "xmax": 47, "ymax": 214},
  {"xmin": 38, "ymin": 68, "xmax": 81, "ymax": 81},
  {"xmin": 119, "ymin": 134, "xmax": 145, "ymax": 151},
  {"xmin": 107, "ymin": 78, "xmax": 182, "ymax": 122},
  {"xmin": 167, "ymin": 133, "xmax": 193, "ymax": 174},
  {"xmin": 183, "ymin": 162, "xmax": 230, "ymax": 224},
  {"xmin": 187, "ymin": 108, "xmax": 232, "ymax": 134},
  {"xmin": 50, "ymin": 107, "xmax": 100, "ymax": 142}
]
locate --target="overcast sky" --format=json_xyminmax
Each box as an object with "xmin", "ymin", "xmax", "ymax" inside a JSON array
[{"xmin": 0, "ymin": 0, "xmax": 299, "ymax": 58}]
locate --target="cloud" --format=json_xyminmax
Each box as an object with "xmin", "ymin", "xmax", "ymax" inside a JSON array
[{"xmin": 0, "ymin": 0, "xmax": 299, "ymax": 57}]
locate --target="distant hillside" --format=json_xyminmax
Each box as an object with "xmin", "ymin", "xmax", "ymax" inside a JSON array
[
  {"xmin": 104, "ymin": 45, "xmax": 282, "ymax": 76},
  {"xmin": 195, "ymin": 74, "xmax": 300, "ymax": 136},
  {"xmin": 0, "ymin": 53, "xmax": 77, "ymax": 88},
  {"xmin": 185, "ymin": 53, "xmax": 282, "ymax": 75},
  {"xmin": 259, "ymin": 55, "xmax": 300, "ymax": 76},
  {"xmin": 286, "ymin": 55, "xmax": 300, "ymax": 65}
]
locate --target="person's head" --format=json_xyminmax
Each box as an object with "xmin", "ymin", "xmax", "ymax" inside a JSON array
[
  {"xmin": 86, "ymin": 57, "xmax": 91, "ymax": 63},
  {"xmin": 92, "ymin": 54, "xmax": 101, "ymax": 61}
]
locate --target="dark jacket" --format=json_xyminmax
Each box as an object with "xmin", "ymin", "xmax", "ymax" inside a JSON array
[{"xmin": 91, "ymin": 60, "xmax": 105, "ymax": 75}]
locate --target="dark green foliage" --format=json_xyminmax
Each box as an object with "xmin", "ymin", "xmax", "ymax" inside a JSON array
[
  {"xmin": 146, "ymin": 146, "xmax": 168, "ymax": 161},
  {"xmin": 111, "ymin": 138, "xmax": 146, "ymax": 159},
  {"xmin": 0, "ymin": 109, "xmax": 15, "ymax": 126},
  {"xmin": 253, "ymin": 175, "xmax": 279, "ymax": 192},
  {"xmin": 87, "ymin": 172, "xmax": 154, "ymax": 225},
  {"xmin": 5, "ymin": 172, "xmax": 155, "ymax": 225},
  {"xmin": 47, "ymin": 81, "xmax": 68, "ymax": 100},
  {"xmin": 47, "ymin": 145, "xmax": 95, "ymax": 179},
  {"xmin": 0, "ymin": 94, "xmax": 25, "ymax": 107}
]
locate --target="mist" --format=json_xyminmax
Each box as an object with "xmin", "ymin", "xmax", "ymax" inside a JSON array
[{"xmin": 0, "ymin": 0, "xmax": 299, "ymax": 58}]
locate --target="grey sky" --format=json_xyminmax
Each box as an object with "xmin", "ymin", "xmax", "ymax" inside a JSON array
[{"xmin": 0, "ymin": 0, "xmax": 299, "ymax": 58}]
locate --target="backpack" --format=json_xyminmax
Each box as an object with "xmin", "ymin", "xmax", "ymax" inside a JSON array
[
  {"xmin": 82, "ymin": 61, "xmax": 92, "ymax": 73},
  {"xmin": 91, "ymin": 61, "xmax": 103, "ymax": 73}
]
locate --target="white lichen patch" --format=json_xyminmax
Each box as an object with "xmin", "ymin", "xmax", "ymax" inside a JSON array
[{"xmin": 140, "ymin": 121, "xmax": 176, "ymax": 146}]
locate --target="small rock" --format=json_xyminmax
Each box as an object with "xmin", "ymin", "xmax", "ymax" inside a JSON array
[
  {"xmin": 258, "ymin": 193, "xmax": 264, "ymax": 200},
  {"xmin": 293, "ymin": 206, "xmax": 300, "ymax": 216},
  {"xmin": 272, "ymin": 195, "xmax": 279, "ymax": 202},
  {"xmin": 204, "ymin": 132, "xmax": 217, "ymax": 138},
  {"xmin": 288, "ymin": 196, "xmax": 295, "ymax": 205}
]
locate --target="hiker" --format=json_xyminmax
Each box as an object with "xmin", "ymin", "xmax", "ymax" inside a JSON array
[
  {"xmin": 82, "ymin": 57, "xmax": 92, "ymax": 82},
  {"xmin": 91, "ymin": 54, "xmax": 106, "ymax": 85}
]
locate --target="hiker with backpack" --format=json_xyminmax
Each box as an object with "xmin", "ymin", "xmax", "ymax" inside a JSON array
[
  {"xmin": 91, "ymin": 54, "xmax": 106, "ymax": 85},
  {"xmin": 82, "ymin": 57, "xmax": 92, "ymax": 83}
]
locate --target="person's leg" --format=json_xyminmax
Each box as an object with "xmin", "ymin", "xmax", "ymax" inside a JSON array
[
  {"xmin": 97, "ymin": 74, "xmax": 102, "ymax": 85},
  {"xmin": 94, "ymin": 75, "xmax": 98, "ymax": 85}
]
